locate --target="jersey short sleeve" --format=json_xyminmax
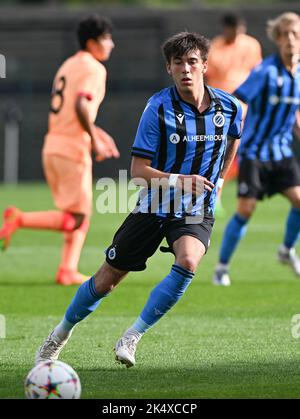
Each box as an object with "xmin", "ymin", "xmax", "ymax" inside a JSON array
[
  {"xmin": 131, "ymin": 101, "xmax": 160, "ymax": 160},
  {"xmin": 228, "ymin": 98, "xmax": 243, "ymax": 139},
  {"xmin": 234, "ymin": 62, "xmax": 268, "ymax": 104},
  {"xmin": 77, "ymin": 65, "xmax": 106, "ymax": 102}
]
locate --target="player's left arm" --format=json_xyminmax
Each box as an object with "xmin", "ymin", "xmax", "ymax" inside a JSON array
[
  {"xmin": 219, "ymin": 137, "xmax": 240, "ymax": 180},
  {"xmin": 75, "ymin": 95, "xmax": 108, "ymax": 160},
  {"xmin": 76, "ymin": 66, "xmax": 119, "ymax": 161},
  {"xmin": 216, "ymin": 137, "xmax": 240, "ymax": 198},
  {"xmin": 217, "ymin": 98, "xmax": 243, "ymax": 191}
]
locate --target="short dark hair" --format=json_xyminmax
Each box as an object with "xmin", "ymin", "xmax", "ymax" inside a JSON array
[
  {"xmin": 77, "ymin": 14, "xmax": 113, "ymax": 49},
  {"xmin": 162, "ymin": 32, "xmax": 210, "ymax": 64},
  {"xmin": 221, "ymin": 13, "xmax": 245, "ymax": 28}
]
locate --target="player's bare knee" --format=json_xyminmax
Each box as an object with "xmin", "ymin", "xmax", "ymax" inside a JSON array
[
  {"xmin": 283, "ymin": 186, "xmax": 300, "ymax": 208},
  {"xmin": 237, "ymin": 200, "xmax": 256, "ymax": 219},
  {"xmin": 176, "ymin": 255, "xmax": 198, "ymax": 273},
  {"xmin": 94, "ymin": 262, "xmax": 127, "ymax": 295}
]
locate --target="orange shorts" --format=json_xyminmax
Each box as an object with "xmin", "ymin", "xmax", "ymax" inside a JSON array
[{"xmin": 43, "ymin": 154, "xmax": 92, "ymax": 216}]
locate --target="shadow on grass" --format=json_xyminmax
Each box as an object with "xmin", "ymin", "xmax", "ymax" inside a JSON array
[{"xmin": 1, "ymin": 360, "xmax": 300, "ymax": 399}]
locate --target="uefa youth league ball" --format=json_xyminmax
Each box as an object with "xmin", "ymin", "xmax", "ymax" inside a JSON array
[{"xmin": 25, "ymin": 360, "xmax": 81, "ymax": 399}]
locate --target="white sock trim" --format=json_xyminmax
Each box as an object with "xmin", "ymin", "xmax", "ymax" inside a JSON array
[{"xmin": 53, "ymin": 318, "xmax": 75, "ymax": 342}]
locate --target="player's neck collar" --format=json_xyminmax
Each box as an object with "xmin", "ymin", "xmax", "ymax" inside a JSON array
[
  {"xmin": 172, "ymin": 85, "xmax": 220, "ymax": 114},
  {"xmin": 77, "ymin": 50, "xmax": 95, "ymax": 61}
]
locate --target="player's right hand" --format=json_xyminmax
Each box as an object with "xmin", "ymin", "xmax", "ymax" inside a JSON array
[
  {"xmin": 92, "ymin": 126, "xmax": 120, "ymax": 162},
  {"xmin": 93, "ymin": 139, "xmax": 110, "ymax": 161},
  {"xmin": 95, "ymin": 152, "xmax": 107, "ymax": 162},
  {"xmin": 178, "ymin": 174, "xmax": 214, "ymax": 196},
  {"xmin": 95, "ymin": 127, "xmax": 120, "ymax": 159}
]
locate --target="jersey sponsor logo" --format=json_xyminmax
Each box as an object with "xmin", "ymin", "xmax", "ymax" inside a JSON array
[
  {"xmin": 108, "ymin": 246, "xmax": 117, "ymax": 260},
  {"xmin": 183, "ymin": 134, "xmax": 226, "ymax": 142},
  {"xmin": 269, "ymin": 95, "xmax": 300, "ymax": 106},
  {"xmin": 212, "ymin": 112, "xmax": 225, "ymax": 128},
  {"xmin": 176, "ymin": 113, "xmax": 185, "ymax": 124},
  {"xmin": 169, "ymin": 133, "xmax": 226, "ymax": 143},
  {"xmin": 169, "ymin": 133, "xmax": 181, "ymax": 144}
]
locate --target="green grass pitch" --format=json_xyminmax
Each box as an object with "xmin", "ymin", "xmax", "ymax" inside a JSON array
[{"xmin": 0, "ymin": 181, "xmax": 300, "ymax": 399}]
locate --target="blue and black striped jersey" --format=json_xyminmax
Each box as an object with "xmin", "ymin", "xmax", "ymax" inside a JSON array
[
  {"xmin": 131, "ymin": 85, "xmax": 242, "ymax": 218},
  {"xmin": 235, "ymin": 54, "xmax": 300, "ymax": 162}
]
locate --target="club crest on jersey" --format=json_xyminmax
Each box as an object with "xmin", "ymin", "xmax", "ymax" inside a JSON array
[
  {"xmin": 169, "ymin": 133, "xmax": 180, "ymax": 144},
  {"xmin": 107, "ymin": 247, "xmax": 116, "ymax": 260},
  {"xmin": 213, "ymin": 112, "xmax": 225, "ymax": 128}
]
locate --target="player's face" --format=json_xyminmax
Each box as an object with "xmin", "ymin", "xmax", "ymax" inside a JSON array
[
  {"xmin": 167, "ymin": 50, "xmax": 207, "ymax": 95},
  {"xmin": 276, "ymin": 22, "xmax": 300, "ymax": 58},
  {"xmin": 88, "ymin": 33, "xmax": 115, "ymax": 61}
]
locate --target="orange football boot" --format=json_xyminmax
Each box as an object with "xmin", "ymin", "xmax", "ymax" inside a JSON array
[
  {"xmin": 56, "ymin": 267, "xmax": 89, "ymax": 286},
  {"xmin": 0, "ymin": 207, "xmax": 22, "ymax": 251}
]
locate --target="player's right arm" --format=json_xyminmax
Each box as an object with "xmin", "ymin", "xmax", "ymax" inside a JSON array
[
  {"xmin": 233, "ymin": 61, "xmax": 268, "ymax": 123},
  {"xmin": 131, "ymin": 157, "xmax": 214, "ymax": 194}
]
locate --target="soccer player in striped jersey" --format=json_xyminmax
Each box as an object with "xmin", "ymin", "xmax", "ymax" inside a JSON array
[
  {"xmin": 36, "ymin": 32, "xmax": 242, "ymax": 367},
  {"xmin": 206, "ymin": 13, "xmax": 262, "ymax": 216},
  {"xmin": 213, "ymin": 12, "xmax": 300, "ymax": 286}
]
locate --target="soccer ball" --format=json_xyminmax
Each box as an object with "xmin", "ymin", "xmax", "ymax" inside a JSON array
[{"xmin": 25, "ymin": 360, "xmax": 81, "ymax": 399}]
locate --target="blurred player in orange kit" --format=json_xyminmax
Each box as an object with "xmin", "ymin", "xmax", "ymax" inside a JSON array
[
  {"xmin": 0, "ymin": 15, "xmax": 119, "ymax": 285},
  {"xmin": 206, "ymin": 13, "xmax": 262, "ymax": 94},
  {"xmin": 206, "ymin": 13, "xmax": 262, "ymax": 214}
]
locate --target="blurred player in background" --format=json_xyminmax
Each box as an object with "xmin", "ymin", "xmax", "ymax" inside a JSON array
[
  {"xmin": 35, "ymin": 32, "xmax": 242, "ymax": 368},
  {"xmin": 206, "ymin": 13, "xmax": 262, "ymax": 94},
  {"xmin": 213, "ymin": 12, "xmax": 300, "ymax": 286},
  {"xmin": 0, "ymin": 15, "xmax": 119, "ymax": 285},
  {"xmin": 206, "ymin": 13, "xmax": 262, "ymax": 215}
]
